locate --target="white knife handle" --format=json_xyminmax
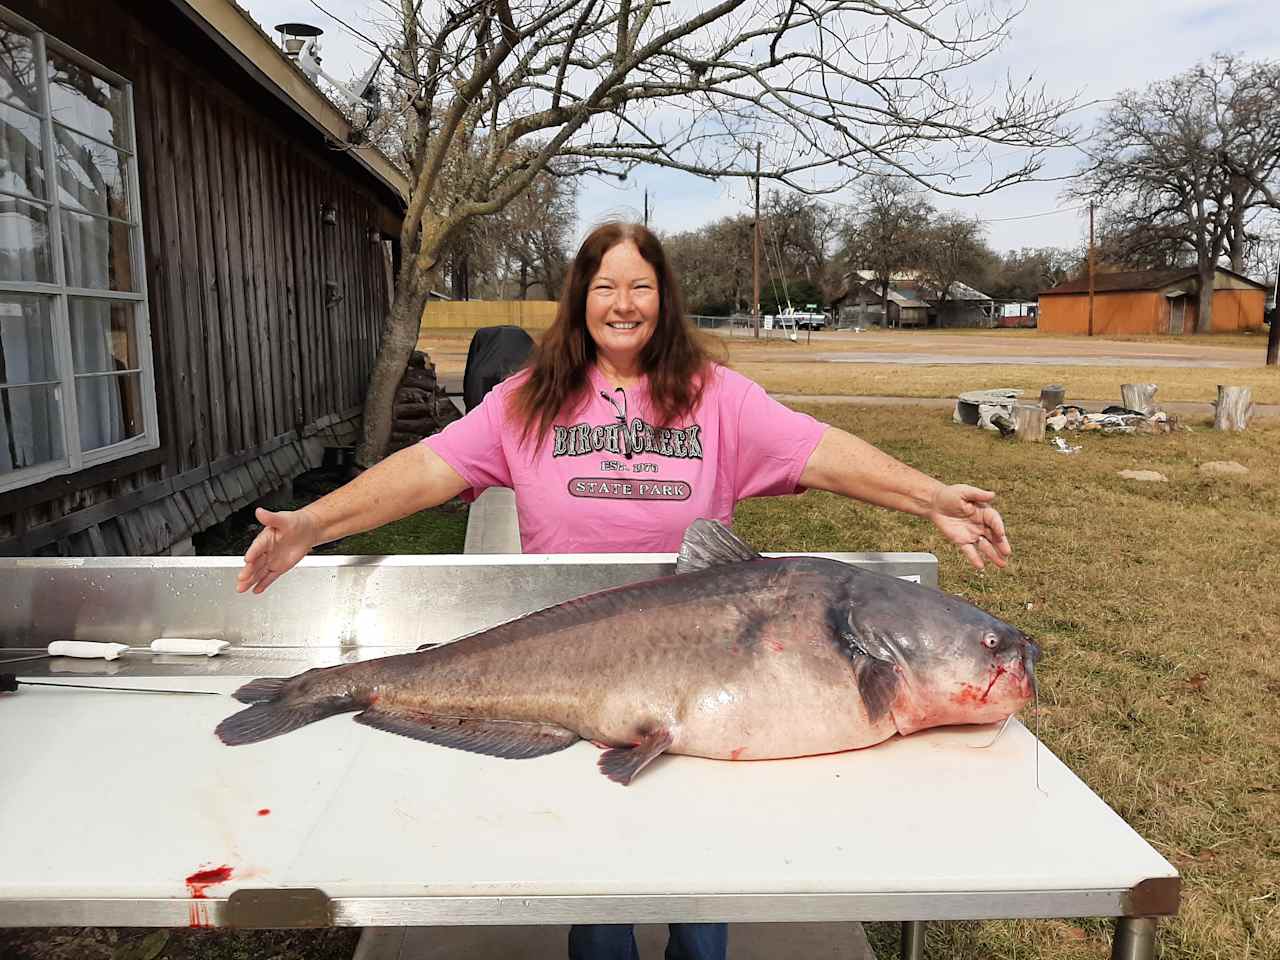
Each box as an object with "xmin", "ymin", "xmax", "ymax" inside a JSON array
[
  {"xmin": 47, "ymin": 641, "xmax": 130, "ymax": 660},
  {"xmin": 150, "ymin": 638, "xmax": 229, "ymax": 657}
]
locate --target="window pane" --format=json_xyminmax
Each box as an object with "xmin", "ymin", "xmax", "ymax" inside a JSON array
[
  {"xmin": 76, "ymin": 371, "xmax": 142, "ymax": 450},
  {"xmin": 0, "ymin": 102, "xmax": 46, "ymax": 198},
  {"xmin": 0, "ymin": 26, "xmax": 38, "ymax": 111},
  {"xmin": 69, "ymin": 297, "xmax": 136, "ymax": 373},
  {"xmin": 0, "ymin": 381, "xmax": 64, "ymax": 473},
  {"xmin": 0, "ymin": 192, "xmax": 53, "ymax": 282},
  {"xmin": 47, "ymin": 50, "xmax": 128, "ymax": 150},
  {"xmin": 54, "ymin": 125, "xmax": 129, "ymax": 218},
  {"xmin": 0, "ymin": 292, "xmax": 56, "ymax": 385},
  {"xmin": 61, "ymin": 209, "xmax": 134, "ymax": 290}
]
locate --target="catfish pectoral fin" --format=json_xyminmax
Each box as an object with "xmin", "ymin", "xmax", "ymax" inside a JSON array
[
  {"xmin": 354, "ymin": 706, "xmax": 580, "ymax": 759},
  {"xmin": 598, "ymin": 728, "xmax": 675, "ymax": 785}
]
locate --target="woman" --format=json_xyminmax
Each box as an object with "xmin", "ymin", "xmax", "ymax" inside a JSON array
[{"xmin": 235, "ymin": 221, "xmax": 1010, "ymax": 960}]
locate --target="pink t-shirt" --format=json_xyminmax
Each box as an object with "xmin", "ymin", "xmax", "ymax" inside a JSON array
[{"xmin": 423, "ymin": 364, "xmax": 828, "ymax": 553}]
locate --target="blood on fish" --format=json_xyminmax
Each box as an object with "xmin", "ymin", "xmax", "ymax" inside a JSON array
[
  {"xmin": 766, "ymin": 640, "xmax": 784, "ymax": 653},
  {"xmin": 981, "ymin": 666, "xmax": 1007, "ymax": 702},
  {"xmin": 257, "ymin": 808, "xmax": 271, "ymax": 816},
  {"xmin": 730, "ymin": 747, "xmax": 745, "ymax": 760},
  {"xmin": 185, "ymin": 865, "xmax": 232, "ymax": 928}
]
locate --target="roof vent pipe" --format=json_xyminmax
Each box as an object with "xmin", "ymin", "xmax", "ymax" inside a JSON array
[{"xmin": 273, "ymin": 22, "xmax": 324, "ymax": 60}]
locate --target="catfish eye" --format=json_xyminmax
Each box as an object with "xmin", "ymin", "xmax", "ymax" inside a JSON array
[{"xmin": 982, "ymin": 634, "xmax": 999, "ymax": 650}]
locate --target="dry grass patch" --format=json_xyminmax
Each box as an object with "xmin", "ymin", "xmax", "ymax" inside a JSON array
[
  {"xmin": 418, "ymin": 325, "xmax": 1280, "ymax": 403},
  {"xmin": 734, "ymin": 405, "xmax": 1280, "ymax": 960},
  {"xmin": 735, "ymin": 360, "xmax": 1280, "ymax": 405}
]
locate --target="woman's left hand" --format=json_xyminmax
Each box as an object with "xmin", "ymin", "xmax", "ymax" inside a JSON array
[{"xmin": 926, "ymin": 484, "xmax": 1012, "ymax": 570}]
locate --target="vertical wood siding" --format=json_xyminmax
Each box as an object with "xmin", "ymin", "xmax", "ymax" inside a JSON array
[{"xmin": 0, "ymin": 0, "xmax": 398, "ymax": 550}]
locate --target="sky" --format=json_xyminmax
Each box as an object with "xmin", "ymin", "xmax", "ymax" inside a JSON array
[{"xmin": 245, "ymin": 0, "xmax": 1280, "ymax": 254}]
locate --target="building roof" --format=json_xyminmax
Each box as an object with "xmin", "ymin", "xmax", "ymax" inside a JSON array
[
  {"xmin": 174, "ymin": 0, "xmax": 409, "ymax": 204},
  {"xmin": 1041, "ymin": 267, "xmax": 1266, "ymax": 296},
  {"xmin": 946, "ymin": 281, "xmax": 992, "ymax": 302},
  {"xmin": 842, "ymin": 279, "xmax": 929, "ymax": 309}
]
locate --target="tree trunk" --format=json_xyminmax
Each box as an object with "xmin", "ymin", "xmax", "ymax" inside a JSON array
[
  {"xmin": 1213, "ymin": 386, "xmax": 1253, "ymax": 431},
  {"xmin": 356, "ymin": 272, "xmax": 434, "ymax": 468},
  {"xmin": 1039, "ymin": 384, "xmax": 1066, "ymax": 409},
  {"xmin": 1120, "ymin": 383, "xmax": 1158, "ymax": 415},
  {"xmin": 1196, "ymin": 262, "xmax": 1215, "ymax": 334},
  {"xmin": 1013, "ymin": 403, "xmax": 1046, "ymax": 442}
]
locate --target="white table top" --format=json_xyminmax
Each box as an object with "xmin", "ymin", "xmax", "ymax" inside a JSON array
[{"xmin": 0, "ymin": 676, "xmax": 1178, "ymax": 927}]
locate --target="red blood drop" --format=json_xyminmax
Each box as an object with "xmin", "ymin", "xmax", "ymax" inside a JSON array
[
  {"xmin": 257, "ymin": 808, "xmax": 271, "ymax": 816},
  {"xmin": 185, "ymin": 865, "xmax": 232, "ymax": 928},
  {"xmin": 186, "ymin": 865, "xmax": 233, "ymax": 896}
]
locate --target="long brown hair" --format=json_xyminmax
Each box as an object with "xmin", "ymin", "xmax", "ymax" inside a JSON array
[{"xmin": 510, "ymin": 221, "xmax": 717, "ymax": 446}]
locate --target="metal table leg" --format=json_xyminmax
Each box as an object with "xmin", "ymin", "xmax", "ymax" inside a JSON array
[
  {"xmin": 1111, "ymin": 918, "xmax": 1158, "ymax": 960},
  {"xmin": 900, "ymin": 920, "xmax": 926, "ymax": 960}
]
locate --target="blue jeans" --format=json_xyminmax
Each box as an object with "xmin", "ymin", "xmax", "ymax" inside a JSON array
[{"xmin": 568, "ymin": 923, "xmax": 728, "ymax": 960}]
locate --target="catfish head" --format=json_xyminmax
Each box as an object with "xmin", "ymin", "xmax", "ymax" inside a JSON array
[{"xmin": 833, "ymin": 569, "xmax": 1040, "ymax": 736}]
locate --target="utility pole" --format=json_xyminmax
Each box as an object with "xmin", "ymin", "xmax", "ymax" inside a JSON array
[
  {"xmin": 1267, "ymin": 252, "xmax": 1279, "ymax": 366},
  {"xmin": 643, "ymin": 188, "xmax": 649, "ymax": 228},
  {"xmin": 753, "ymin": 144, "xmax": 761, "ymax": 340},
  {"xmin": 1087, "ymin": 202, "xmax": 1096, "ymax": 337}
]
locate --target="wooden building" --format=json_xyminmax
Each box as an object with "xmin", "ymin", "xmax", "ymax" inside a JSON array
[
  {"xmin": 0, "ymin": 0, "xmax": 408, "ymax": 556},
  {"xmin": 835, "ymin": 279, "xmax": 930, "ymax": 328},
  {"xmin": 1038, "ymin": 268, "xmax": 1266, "ymax": 336}
]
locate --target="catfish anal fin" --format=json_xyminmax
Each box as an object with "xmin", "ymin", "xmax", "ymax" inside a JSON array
[
  {"xmin": 598, "ymin": 728, "xmax": 674, "ymax": 785},
  {"xmin": 354, "ymin": 704, "xmax": 579, "ymax": 759}
]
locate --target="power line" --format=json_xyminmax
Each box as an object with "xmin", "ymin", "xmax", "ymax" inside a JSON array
[{"xmin": 979, "ymin": 204, "xmax": 1089, "ymax": 224}]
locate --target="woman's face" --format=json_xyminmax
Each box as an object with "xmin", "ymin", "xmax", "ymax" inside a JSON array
[{"xmin": 584, "ymin": 240, "xmax": 660, "ymax": 373}]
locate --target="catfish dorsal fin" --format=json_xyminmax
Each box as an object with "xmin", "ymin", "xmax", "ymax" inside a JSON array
[{"xmin": 675, "ymin": 519, "xmax": 761, "ymax": 574}]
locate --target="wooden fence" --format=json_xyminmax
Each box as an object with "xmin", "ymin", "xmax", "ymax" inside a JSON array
[{"xmin": 421, "ymin": 300, "xmax": 559, "ymax": 330}]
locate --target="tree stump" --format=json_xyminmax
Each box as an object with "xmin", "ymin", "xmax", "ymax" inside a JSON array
[
  {"xmin": 1039, "ymin": 384, "xmax": 1065, "ymax": 409},
  {"xmin": 1120, "ymin": 383, "xmax": 1158, "ymax": 415},
  {"xmin": 1213, "ymin": 386, "xmax": 1253, "ymax": 431},
  {"xmin": 1013, "ymin": 403, "xmax": 1046, "ymax": 442}
]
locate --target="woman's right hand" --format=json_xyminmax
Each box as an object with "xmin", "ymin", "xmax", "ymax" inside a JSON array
[{"xmin": 235, "ymin": 507, "xmax": 321, "ymax": 595}]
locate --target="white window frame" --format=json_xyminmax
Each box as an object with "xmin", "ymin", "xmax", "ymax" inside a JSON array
[{"xmin": 0, "ymin": 5, "xmax": 159, "ymax": 494}]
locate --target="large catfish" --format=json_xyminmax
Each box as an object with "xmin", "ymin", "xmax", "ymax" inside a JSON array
[{"xmin": 217, "ymin": 520, "xmax": 1039, "ymax": 784}]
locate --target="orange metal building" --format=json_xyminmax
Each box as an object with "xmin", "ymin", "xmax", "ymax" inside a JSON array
[{"xmin": 1038, "ymin": 268, "xmax": 1266, "ymax": 335}]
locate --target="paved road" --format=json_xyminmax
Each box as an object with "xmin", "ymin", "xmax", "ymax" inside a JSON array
[
  {"xmin": 816, "ymin": 352, "xmax": 1249, "ymax": 368},
  {"xmin": 772, "ymin": 394, "xmax": 1280, "ymax": 419}
]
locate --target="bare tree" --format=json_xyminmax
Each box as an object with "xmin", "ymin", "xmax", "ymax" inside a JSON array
[
  {"xmin": 985, "ymin": 246, "xmax": 1080, "ymax": 301},
  {"xmin": 340, "ymin": 0, "xmax": 1074, "ymax": 464},
  {"xmin": 917, "ymin": 212, "xmax": 996, "ymax": 309},
  {"xmin": 840, "ymin": 174, "xmax": 934, "ymax": 321},
  {"xmin": 1072, "ymin": 55, "xmax": 1280, "ymax": 333}
]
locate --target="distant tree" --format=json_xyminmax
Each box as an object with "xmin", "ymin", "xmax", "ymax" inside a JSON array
[
  {"xmin": 664, "ymin": 216, "xmax": 754, "ymax": 316},
  {"xmin": 465, "ymin": 163, "xmax": 577, "ymax": 300},
  {"xmin": 917, "ymin": 213, "xmax": 997, "ymax": 307},
  {"xmin": 1071, "ymin": 55, "xmax": 1280, "ymax": 332},
  {"xmin": 986, "ymin": 246, "xmax": 1081, "ymax": 300},
  {"xmin": 840, "ymin": 174, "xmax": 934, "ymax": 320},
  {"xmin": 760, "ymin": 191, "xmax": 843, "ymax": 303}
]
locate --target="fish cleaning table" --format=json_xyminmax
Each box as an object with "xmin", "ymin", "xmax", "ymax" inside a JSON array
[{"xmin": 0, "ymin": 555, "xmax": 1178, "ymax": 960}]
